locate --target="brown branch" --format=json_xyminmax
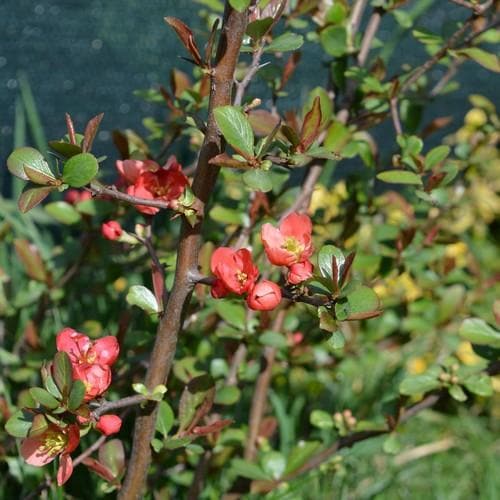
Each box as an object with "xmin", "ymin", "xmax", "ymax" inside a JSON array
[
  {"xmin": 349, "ymin": 0, "xmax": 369, "ymax": 40},
  {"xmin": 389, "ymin": 96, "xmax": 403, "ymax": 135},
  {"xmin": 118, "ymin": 5, "xmax": 249, "ymax": 499},
  {"xmin": 357, "ymin": 8, "xmax": 384, "ymax": 67},
  {"xmin": 400, "ymin": 15, "xmax": 475, "ymax": 94},
  {"xmin": 234, "ymin": 45, "xmax": 266, "ymax": 106},
  {"xmin": 244, "ymin": 309, "xmax": 286, "ymax": 460},
  {"xmin": 448, "ymin": 0, "xmax": 493, "ymax": 15},
  {"xmin": 91, "ymin": 394, "xmax": 147, "ymax": 419},
  {"xmin": 72, "ymin": 434, "xmax": 108, "ymax": 468},
  {"xmin": 89, "ymin": 181, "xmax": 178, "ymax": 210},
  {"xmin": 187, "ymin": 450, "xmax": 212, "ymax": 500}
]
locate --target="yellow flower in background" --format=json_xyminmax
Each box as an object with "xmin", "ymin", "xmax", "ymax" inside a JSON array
[
  {"xmin": 309, "ymin": 181, "xmax": 348, "ymax": 222},
  {"xmin": 445, "ymin": 242, "xmax": 469, "ymax": 268},
  {"xmin": 456, "ymin": 341, "xmax": 482, "ymax": 366},
  {"xmin": 406, "ymin": 356, "xmax": 428, "ymax": 375},
  {"xmin": 374, "ymin": 272, "xmax": 422, "ymax": 303},
  {"xmin": 464, "ymin": 108, "xmax": 488, "ymax": 128},
  {"xmin": 113, "ymin": 277, "xmax": 128, "ymax": 293}
]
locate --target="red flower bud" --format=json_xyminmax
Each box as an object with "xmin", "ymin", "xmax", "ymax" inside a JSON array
[
  {"xmin": 101, "ymin": 221, "xmax": 123, "ymax": 240},
  {"xmin": 287, "ymin": 260, "xmax": 314, "ymax": 284},
  {"xmin": 95, "ymin": 414, "xmax": 122, "ymax": 436},
  {"xmin": 246, "ymin": 280, "xmax": 282, "ymax": 311}
]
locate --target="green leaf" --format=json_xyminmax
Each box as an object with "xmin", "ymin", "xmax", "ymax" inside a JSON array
[
  {"xmin": 265, "ymin": 32, "xmax": 304, "ymax": 53},
  {"xmin": 214, "ymin": 300, "xmax": 246, "ymax": 330},
  {"xmin": 246, "ymin": 18, "xmax": 273, "ymax": 41},
  {"xmin": 48, "ymin": 140, "xmax": 82, "ymax": 158},
  {"xmin": 45, "ymin": 201, "xmax": 82, "ymax": 225},
  {"xmin": 335, "ymin": 286, "xmax": 380, "ymax": 321},
  {"xmin": 310, "ymin": 409, "xmax": 334, "ymax": 429},
  {"xmin": 399, "ymin": 374, "xmax": 441, "ymax": 396},
  {"xmin": 320, "ymin": 26, "xmax": 347, "ymax": 57},
  {"xmin": 7, "ymin": 147, "xmax": 44, "ymax": 180},
  {"xmin": 284, "ymin": 441, "xmax": 320, "ymax": 475},
  {"xmin": 62, "ymin": 152, "xmax": 99, "ymax": 188},
  {"xmin": 425, "ymin": 145, "xmax": 450, "ymax": 170},
  {"xmin": 383, "ymin": 433, "xmax": 401, "ymax": 454},
  {"xmin": 18, "ymin": 184, "xmax": 55, "ymax": 213},
  {"xmin": 214, "ymin": 106, "xmax": 254, "ymax": 158},
  {"xmin": 126, "ymin": 285, "xmax": 160, "ymax": 315},
  {"xmin": 214, "ymin": 386, "xmax": 241, "ymax": 405},
  {"xmin": 29, "ymin": 387, "xmax": 59, "ymax": 409},
  {"xmin": 178, "ymin": 374, "xmax": 215, "ymax": 433},
  {"xmin": 261, "ymin": 451, "xmax": 286, "ymax": 480},
  {"xmin": 328, "ymin": 331, "xmax": 345, "ymax": 350},
  {"xmin": 459, "ymin": 318, "xmax": 500, "ymax": 348},
  {"xmin": 318, "ymin": 245, "xmax": 344, "ymax": 281},
  {"xmin": 5, "ymin": 410, "xmax": 34, "ymax": 438},
  {"xmin": 377, "ymin": 170, "xmax": 423, "ymax": 185},
  {"xmin": 53, "ymin": 351, "xmax": 73, "ymax": 398},
  {"xmin": 454, "ymin": 48, "xmax": 500, "ymax": 73},
  {"xmin": 99, "ymin": 439, "xmax": 125, "ymax": 478},
  {"xmin": 67, "ymin": 380, "xmax": 86, "ymax": 410},
  {"xmin": 243, "ymin": 169, "xmax": 273, "ymax": 192},
  {"xmin": 229, "ymin": 0, "xmax": 250, "ymax": 12},
  {"xmin": 463, "ymin": 374, "xmax": 493, "ymax": 397},
  {"xmin": 259, "ymin": 330, "xmax": 288, "ymax": 349},
  {"xmin": 231, "ymin": 458, "xmax": 271, "ymax": 481},
  {"xmin": 156, "ymin": 400, "xmax": 175, "ymax": 437},
  {"xmin": 449, "ymin": 384, "xmax": 467, "ymax": 402}
]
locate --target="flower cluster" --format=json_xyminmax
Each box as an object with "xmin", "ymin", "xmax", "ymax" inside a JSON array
[
  {"xmin": 209, "ymin": 212, "xmax": 314, "ymax": 311},
  {"xmin": 17, "ymin": 329, "xmax": 122, "ymax": 486},
  {"xmin": 56, "ymin": 328, "xmax": 119, "ymax": 400},
  {"xmin": 116, "ymin": 156, "xmax": 189, "ymax": 215}
]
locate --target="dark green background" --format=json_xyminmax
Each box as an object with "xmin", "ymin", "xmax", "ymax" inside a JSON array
[{"xmin": 0, "ymin": 1, "xmax": 496, "ymax": 178}]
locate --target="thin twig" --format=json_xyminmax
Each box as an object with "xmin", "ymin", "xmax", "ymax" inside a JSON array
[
  {"xmin": 389, "ymin": 96, "xmax": 403, "ymax": 135},
  {"xmin": 400, "ymin": 15, "xmax": 475, "ymax": 94},
  {"xmin": 72, "ymin": 434, "xmax": 108, "ymax": 467},
  {"xmin": 234, "ymin": 45, "xmax": 266, "ymax": 106},
  {"xmin": 357, "ymin": 8, "xmax": 384, "ymax": 67},
  {"xmin": 91, "ymin": 394, "xmax": 147, "ymax": 419},
  {"xmin": 244, "ymin": 309, "xmax": 286, "ymax": 460},
  {"xmin": 448, "ymin": 0, "xmax": 493, "ymax": 15}
]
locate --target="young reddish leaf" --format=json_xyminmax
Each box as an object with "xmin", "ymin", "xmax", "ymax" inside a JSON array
[
  {"xmin": 190, "ymin": 418, "xmax": 233, "ymax": 436},
  {"xmin": 204, "ymin": 18, "xmax": 220, "ymax": 67},
  {"xmin": 53, "ymin": 351, "xmax": 73, "ymax": 398},
  {"xmin": 151, "ymin": 262, "xmax": 165, "ymax": 313},
  {"xmin": 23, "ymin": 164, "xmax": 58, "ymax": 186},
  {"xmin": 299, "ymin": 96, "xmax": 322, "ymax": 152},
  {"xmin": 65, "ymin": 112, "xmax": 77, "ymax": 145},
  {"xmin": 279, "ymin": 51, "xmax": 301, "ymax": 91},
  {"xmin": 164, "ymin": 17, "xmax": 203, "ymax": 67},
  {"xmin": 170, "ymin": 68, "xmax": 191, "ymax": 98},
  {"xmin": 281, "ymin": 124, "xmax": 301, "ymax": 148},
  {"xmin": 14, "ymin": 239, "xmax": 48, "ymax": 282},
  {"xmin": 82, "ymin": 113, "xmax": 104, "ymax": 153},
  {"xmin": 339, "ymin": 252, "xmax": 356, "ymax": 287},
  {"xmin": 82, "ymin": 457, "xmax": 117, "ymax": 482},
  {"xmin": 98, "ymin": 439, "xmax": 126, "ymax": 478},
  {"xmin": 209, "ymin": 153, "xmax": 250, "ymax": 169},
  {"xmin": 178, "ymin": 374, "xmax": 215, "ymax": 434}
]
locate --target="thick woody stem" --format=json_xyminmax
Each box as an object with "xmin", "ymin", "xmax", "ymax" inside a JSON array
[{"xmin": 118, "ymin": 5, "xmax": 248, "ymax": 499}]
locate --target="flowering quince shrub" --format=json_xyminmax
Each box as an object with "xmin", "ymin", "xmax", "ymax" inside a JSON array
[{"xmin": 1, "ymin": 1, "xmax": 500, "ymax": 498}]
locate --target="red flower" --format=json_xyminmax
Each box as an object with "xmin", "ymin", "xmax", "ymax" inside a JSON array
[
  {"xmin": 287, "ymin": 260, "xmax": 314, "ymax": 284},
  {"xmin": 261, "ymin": 212, "xmax": 313, "ymax": 266},
  {"xmin": 56, "ymin": 328, "xmax": 119, "ymax": 400},
  {"xmin": 95, "ymin": 414, "xmax": 122, "ymax": 436},
  {"xmin": 210, "ymin": 247, "xmax": 259, "ymax": 297},
  {"xmin": 64, "ymin": 189, "xmax": 93, "ymax": 205},
  {"xmin": 101, "ymin": 221, "xmax": 123, "ymax": 240},
  {"xmin": 246, "ymin": 280, "xmax": 282, "ymax": 311},
  {"xmin": 116, "ymin": 159, "xmax": 159, "ymax": 185},
  {"xmin": 126, "ymin": 156, "xmax": 189, "ymax": 215},
  {"xmin": 21, "ymin": 423, "xmax": 80, "ymax": 485}
]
